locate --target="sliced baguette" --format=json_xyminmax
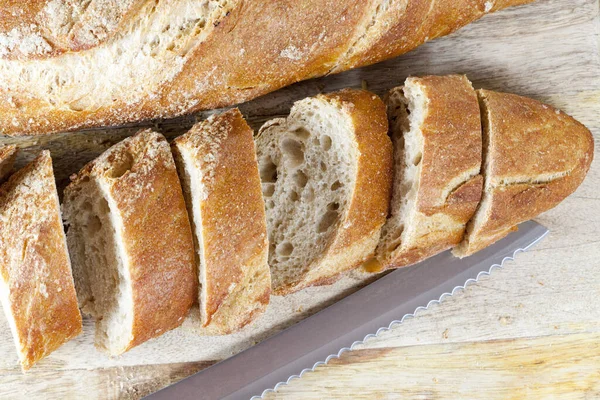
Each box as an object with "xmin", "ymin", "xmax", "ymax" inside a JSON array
[
  {"xmin": 256, "ymin": 89, "xmax": 393, "ymax": 295},
  {"xmin": 375, "ymin": 75, "xmax": 483, "ymax": 270},
  {"xmin": 62, "ymin": 130, "xmax": 196, "ymax": 355},
  {"xmin": 172, "ymin": 109, "xmax": 271, "ymax": 335},
  {"xmin": 0, "ymin": 151, "xmax": 82, "ymax": 370},
  {"xmin": 454, "ymin": 90, "xmax": 594, "ymax": 257},
  {"xmin": 0, "ymin": 144, "xmax": 18, "ymax": 182}
]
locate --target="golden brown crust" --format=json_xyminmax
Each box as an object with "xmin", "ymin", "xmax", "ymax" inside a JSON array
[
  {"xmin": 0, "ymin": 0, "xmax": 532, "ymax": 136},
  {"xmin": 456, "ymin": 90, "xmax": 594, "ymax": 256},
  {"xmin": 172, "ymin": 109, "xmax": 270, "ymax": 335},
  {"xmin": 0, "ymin": 144, "xmax": 17, "ymax": 182},
  {"xmin": 379, "ymin": 75, "xmax": 483, "ymax": 269},
  {"xmin": 333, "ymin": 0, "xmax": 535, "ymax": 71},
  {"xmin": 0, "ymin": 151, "xmax": 82, "ymax": 370},
  {"xmin": 69, "ymin": 130, "xmax": 197, "ymax": 351},
  {"xmin": 277, "ymin": 89, "xmax": 393, "ymax": 295},
  {"xmin": 324, "ymin": 90, "xmax": 393, "ymax": 255},
  {"xmin": 155, "ymin": 0, "xmax": 377, "ymax": 118},
  {"xmin": 414, "ymin": 76, "xmax": 482, "ymax": 216}
]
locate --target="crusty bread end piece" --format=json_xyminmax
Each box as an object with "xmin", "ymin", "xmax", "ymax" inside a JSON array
[
  {"xmin": 0, "ymin": 151, "xmax": 81, "ymax": 371},
  {"xmin": 454, "ymin": 90, "xmax": 594, "ymax": 257},
  {"xmin": 63, "ymin": 130, "xmax": 196, "ymax": 355},
  {"xmin": 256, "ymin": 89, "xmax": 393, "ymax": 295},
  {"xmin": 375, "ymin": 75, "xmax": 483, "ymax": 270},
  {"xmin": 172, "ymin": 109, "xmax": 271, "ymax": 335},
  {"xmin": 0, "ymin": 144, "xmax": 18, "ymax": 182}
]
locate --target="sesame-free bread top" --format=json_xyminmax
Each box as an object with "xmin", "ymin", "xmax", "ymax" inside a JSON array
[
  {"xmin": 0, "ymin": 151, "xmax": 81, "ymax": 370},
  {"xmin": 454, "ymin": 89, "xmax": 594, "ymax": 256},
  {"xmin": 0, "ymin": 0, "xmax": 534, "ymax": 136},
  {"xmin": 172, "ymin": 109, "xmax": 271, "ymax": 335}
]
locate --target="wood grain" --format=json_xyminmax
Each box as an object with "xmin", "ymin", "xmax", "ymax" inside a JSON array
[
  {"xmin": 0, "ymin": 0, "xmax": 599, "ymax": 398},
  {"xmin": 266, "ymin": 333, "xmax": 600, "ymax": 399}
]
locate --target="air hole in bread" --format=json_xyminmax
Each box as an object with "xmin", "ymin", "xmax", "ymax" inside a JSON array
[
  {"xmin": 87, "ymin": 215, "xmax": 103, "ymax": 234},
  {"xmin": 293, "ymin": 127, "xmax": 310, "ymax": 140},
  {"xmin": 82, "ymin": 201, "xmax": 93, "ymax": 212},
  {"xmin": 107, "ymin": 152, "xmax": 134, "ymax": 179},
  {"xmin": 289, "ymin": 190, "xmax": 299, "ymax": 202},
  {"xmin": 276, "ymin": 242, "xmax": 294, "ymax": 256},
  {"xmin": 327, "ymin": 202, "xmax": 340, "ymax": 211},
  {"xmin": 293, "ymin": 170, "xmax": 308, "ymax": 188},
  {"xmin": 387, "ymin": 236, "xmax": 402, "ymax": 252},
  {"xmin": 320, "ymin": 161, "xmax": 327, "ymax": 172},
  {"xmin": 331, "ymin": 180, "xmax": 342, "ymax": 191},
  {"xmin": 259, "ymin": 156, "xmax": 278, "ymax": 183},
  {"xmin": 320, "ymin": 135, "xmax": 332, "ymax": 151},
  {"xmin": 263, "ymin": 184, "xmax": 275, "ymax": 197},
  {"xmin": 412, "ymin": 152, "xmax": 422, "ymax": 166},
  {"xmin": 317, "ymin": 210, "xmax": 339, "ymax": 233},
  {"xmin": 281, "ymin": 138, "xmax": 304, "ymax": 168}
]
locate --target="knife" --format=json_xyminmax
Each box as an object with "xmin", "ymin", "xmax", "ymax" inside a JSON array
[{"xmin": 146, "ymin": 220, "xmax": 548, "ymax": 400}]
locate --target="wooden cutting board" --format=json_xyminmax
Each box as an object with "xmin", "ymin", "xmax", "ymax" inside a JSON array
[{"xmin": 1, "ymin": 0, "xmax": 599, "ymax": 398}]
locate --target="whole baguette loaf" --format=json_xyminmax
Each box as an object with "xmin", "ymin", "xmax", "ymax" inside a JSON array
[
  {"xmin": 0, "ymin": 151, "xmax": 82, "ymax": 370},
  {"xmin": 62, "ymin": 130, "xmax": 197, "ymax": 355},
  {"xmin": 0, "ymin": 0, "xmax": 535, "ymax": 136},
  {"xmin": 172, "ymin": 109, "xmax": 271, "ymax": 335}
]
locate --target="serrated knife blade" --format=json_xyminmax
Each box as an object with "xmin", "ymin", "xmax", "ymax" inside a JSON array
[{"xmin": 146, "ymin": 220, "xmax": 548, "ymax": 400}]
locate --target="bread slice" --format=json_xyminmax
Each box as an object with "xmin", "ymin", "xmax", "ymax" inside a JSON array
[
  {"xmin": 256, "ymin": 89, "xmax": 393, "ymax": 295},
  {"xmin": 0, "ymin": 151, "xmax": 82, "ymax": 371},
  {"xmin": 375, "ymin": 75, "xmax": 483, "ymax": 270},
  {"xmin": 172, "ymin": 109, "xmax": 271, "ymax": 335},
  {"xmin": 454, "ymin": 90, "xmax": 594, "ymax": 256},
  {"xmin": 62, "ymin": 130, "xmax": 196, "ymax": 355},
  {"xmin": 0, "ymin": 144, "xmax": 18, "ymax": 182}
]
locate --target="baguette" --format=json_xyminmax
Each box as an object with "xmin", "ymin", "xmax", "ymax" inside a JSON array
[
  {"xmin": 256, "ymin": 89, "xmax": 393, "ymax": 295},
  {"xmin": 62, "ymin": 130, "xmax": 196, "ymax": 355},
  {"xmin": 0, "ymin": 144, "xmax": 18, "ymax": 182},
  {"xmin": 454, "ymin": 90, "xmax": 594, "ymax": 256},
  {"xmin": 0, "ymin": 151, "xmax": 82, "ymax": 370},
  {"xmin": 375, "ymin": 75, "xmax": 483, "ymax": 271},
  {"xmin": 0, "ymin": 0, "xmax": 534, "ymax": 136},
  {"xmin": 172, "ymin": 109, "xmax": 271, "ymax": 335}
]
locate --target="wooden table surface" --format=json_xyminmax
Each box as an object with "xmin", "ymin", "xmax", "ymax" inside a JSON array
[{"xmin": 1, "ymin": 0, "xmax": 599, "ymax": 399}]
